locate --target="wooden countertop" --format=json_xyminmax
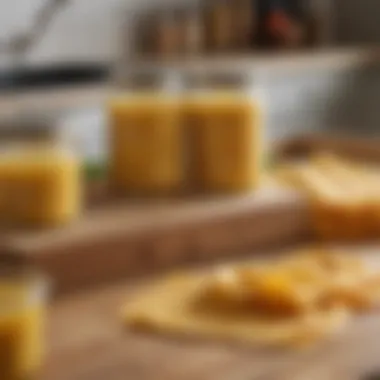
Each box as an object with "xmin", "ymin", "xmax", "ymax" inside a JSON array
[{"xmin": 43, "ymin": 245, "xmax": 380, "ymax": 380}]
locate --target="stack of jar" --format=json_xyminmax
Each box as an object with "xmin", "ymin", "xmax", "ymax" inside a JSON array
[{"xmin": 108, "ymin": 89, "xmax": 262, "ymax": 196}]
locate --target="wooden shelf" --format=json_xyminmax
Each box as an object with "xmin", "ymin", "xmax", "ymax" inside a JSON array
[
  {"xmin": 1, "ymin": 47, "xmax": 379, "ymax": 116},
  {"xmin": 118, "ymin": 47, "xmax": 380, "ymax": 78}
]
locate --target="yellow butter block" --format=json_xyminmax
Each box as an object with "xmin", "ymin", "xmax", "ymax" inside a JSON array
[
  {"xmin": 276, "ymin": 154, "xmax": 376, "ymax": 240},
  {"xmin": 109, "ymin": 94, "xmax": 184, "ymax": 194},
  {"xmin": 183, "ymin": 93, "xmax": 262, "ymax": 193}
]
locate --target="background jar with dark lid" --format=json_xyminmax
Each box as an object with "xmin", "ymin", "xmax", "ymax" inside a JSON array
[
  {"xmin": 230, "ymin": 0, "xmax": 257, "ymax": 51},
  {"xmin": 176, "ymin": 3, "xmax": 203, "ymax": 57},
  {"xmin": 305, "ymin": 0, "xmax": 332, "ymax": 47},
  {"xmin": 151, "ymin": 8, "xmax": 182, "ymax": 59},
  {"xmin": 203, "ymin": 0, "xmax": 235, "ymax": 53},
  {"xmin": 133, "ymin": 9, "xmax": 158, "ymax": 58}
]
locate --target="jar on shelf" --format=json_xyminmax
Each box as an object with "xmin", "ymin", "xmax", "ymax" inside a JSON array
[
  {"xmin": 152, "ymin": 8, "xmax": 182, "ymax": 59},
  {"xmin": 203, "ymin": 0, "xmax": 235, "ymax": 53},
  {"xmin": 176, "ymin": 3, "xmax": 203, "ymax": 57},
  {"xmin": 133, "ymin": 10, "xmax": 157, "ymax": 58},
  {"xmin": 108, "ymin": 90, "xmax": 185, "ymax": 196},
  {"xmin": 305, "ymin": 0, "xmax": 332, "ymax": 47},
  {"xmin": 231, "ymin": 0, "xmax": 257, "ymax": 51}
]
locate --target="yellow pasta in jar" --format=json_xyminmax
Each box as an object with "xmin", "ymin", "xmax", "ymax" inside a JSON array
[
  {"xmin": 183, "ymin": 93, "xmax": 262, "ymax": 193},
  {"xmin": 0, "ymin": 144, "xmax": 81, "ymax": 227},
  {"xmin": 109, "ymin": 94, "xmax": 184, "ymax": 195}
]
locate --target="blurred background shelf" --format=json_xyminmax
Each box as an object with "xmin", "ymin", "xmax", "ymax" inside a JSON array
[
  {"xmin": 1, "ymin": 47, "xmax": 379, "ymax": 118},
  {"xmin": 120, "ymin": 47, "xmax": 380, "ymax": 76}
]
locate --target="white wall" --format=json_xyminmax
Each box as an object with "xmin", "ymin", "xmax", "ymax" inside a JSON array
[{"xmin": 0, "ymin": 0, "xmax": 135, "ymax": 67}]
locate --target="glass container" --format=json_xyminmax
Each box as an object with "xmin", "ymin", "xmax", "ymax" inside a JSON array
[{"xmin": 0, "ymin": 255, "xmax": 49, "ymax": 380}]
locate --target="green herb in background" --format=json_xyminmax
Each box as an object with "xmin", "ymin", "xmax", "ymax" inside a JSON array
[
  {"xmin": 84, "ymin": 162, "xmax": 108, "ymax": 181},
  {"xmin": 263, "ymin": 154, "xmax": 277, "ymax": 171}
]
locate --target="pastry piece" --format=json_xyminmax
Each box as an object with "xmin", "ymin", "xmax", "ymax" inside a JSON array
[
  {"xmin": 293, "ymin": 251, "xmax": 380, "ymax": 312},
  {"xmin": 199, "ymin": 265, "xmax": 316, "ymax": 318},
  {"xmin": 276, "ymin": 155, "xmax": 373, "ymax": 240},
  {"xmin": 202, "ymin": 251, "xmax": 367, "ymax": 316},
  {"xmin": 123, "ymin": 274, "xmax": 349, "ymax": 348},
  {"xmin": 275, "ymin": 152, "xmax": 380, "ymax": 240},
  {"xmin": 287, "ymin": 164, "xmax": 351, "ymax": 240},
  {"xmin": 123, "ymin": 250, "xmax": 379, "ymax": 348},
  {"xmin": 311, "ymin": 153, "xmax": 373, "ymax": 238}
]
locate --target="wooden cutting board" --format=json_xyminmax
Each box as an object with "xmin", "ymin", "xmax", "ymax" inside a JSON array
[
  {"xmin": 43, "ymin": 245, "xmax": 380, "ymax": 380},
  {"xmin": 3, "ymin": 185, "xmax": 309, "ymax": 295}
]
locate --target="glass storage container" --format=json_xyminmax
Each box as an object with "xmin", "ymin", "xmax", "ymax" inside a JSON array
[
  {"xmin": 108, "ymin": 89, "xmax": 185, "ymax": 195},
  {"xmin": 0, "ymin": 119, "xmax": 82, "ymax": 227},
  {"xmin": 0, "ymin": 255, "xmax": 49, "ymax": 380},
  {"xmin": 183, "ymin": 72, "xmax": 263, "ymax": 193}
]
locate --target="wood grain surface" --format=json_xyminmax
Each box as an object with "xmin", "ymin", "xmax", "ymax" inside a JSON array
[
  {"xmin": 43, "ymin": 245, "xmax": 380, "ymax": 380},
  {"xmin": 3, "ymin": 186, "xmax": 309, "ymax": 295}
]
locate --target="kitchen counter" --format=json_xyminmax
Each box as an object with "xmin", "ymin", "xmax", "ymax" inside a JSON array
[{"xmin": 43, "ymin": 245, "xmax": 380, "ymax": 380}]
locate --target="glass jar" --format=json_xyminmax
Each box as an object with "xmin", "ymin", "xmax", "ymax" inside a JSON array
[
  {"xmin": 152, "ymin": 8, "xmax": 182, "ymax": 59},
  {"xmin": 0, "ymin": 119, "xmax": 82, "ymax": 227},
  {"xmin": 176, "ymin": 3, "xmax": 203, "ymax": 57},
  {"xmin": 182, "ymin": 72, "xmax": 263, "ymax": 193},
  {"xmin": 231, "ymin": 0, "xmax": 256, "ymax": 51},
  {"xmin": 108, "ymin": 91, "xmax": 185, "ymax": 196},
  {"xmin": 0, "ymin": 256, "xmax": 49, "ymax": 380},
  {"xmin": 305, "ymin": 0, "xmax": 332, "ymax": 47},
  {"xmin": 203, "ymin": 0, "xmax": 235, "ymax": 53}
]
